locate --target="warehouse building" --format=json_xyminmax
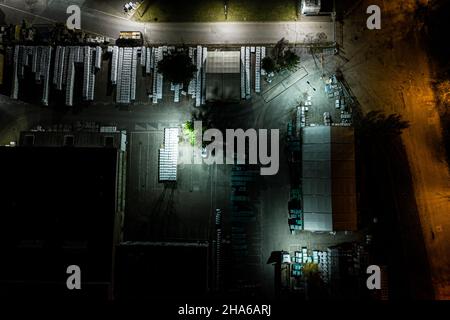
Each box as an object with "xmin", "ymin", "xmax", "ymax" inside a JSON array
[
  {"xmin": 301, "ymin": 126, "xmax": 357, "ymax": 232},
  {"xmin": 0, "ymin": 126, "xmax": 126, "ymax": 299},
  {"xmin": 206, "ymin": 51, "xmax": 241, "ymax": 102}
]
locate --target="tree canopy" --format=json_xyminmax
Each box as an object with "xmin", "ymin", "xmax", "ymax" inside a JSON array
[
  {"xmin": 157, "ymin": 51, "xmax": 197, "ymax": 87},
  {"xmin": 280, "ymin": 49, "xmax": 300, "ymax": 71},
  {"xmin": 262, "ymin": 56, "xmax": 276, "ymax": 74},
  {"xmin": 262, "ymin": 43, "xmax": 300, "ymax": 74},
  {"xmin": 356, "ymin": 110, "xmax": 410, "ymax": 142}
]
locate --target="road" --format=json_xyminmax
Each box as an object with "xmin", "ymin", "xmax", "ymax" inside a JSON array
[
  {"xmin": 0, "ymin": 0, "xmax": 334, "ymax": 44},
  {"xmin": 340, "ymin": 0, "xmax": 450, "ymax": 299}
]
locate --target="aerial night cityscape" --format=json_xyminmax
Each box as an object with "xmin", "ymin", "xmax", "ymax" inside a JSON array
[{"xmin": 0, "ymin": 0, "xmax": 449, "ymax": 312}]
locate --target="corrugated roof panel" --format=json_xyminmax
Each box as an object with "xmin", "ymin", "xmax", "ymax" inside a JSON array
[
  {"xmin": 302, "ymin": 160, "xmax": 331, "ymax": 178},
  {"xmin": 303, "ymin": 213, "xmax": 332, "ymax": 232},
  {"xmin": 302, "ymin": 126, "xmax": 357, "ymax": 232},
  {"xmin": 302, "ymin": 178, "xmax": 331, "ymax": 195},
  {"xmin": 303, "ymin": 195, "xmax": 332, "ymax": 214},
  {"xmin": 303, "ymin": 126, "xmax": 331, "ymax": 144},
  {"xmin": 302, "ymin": 144, "xmax": 330, "ymax": 160}
]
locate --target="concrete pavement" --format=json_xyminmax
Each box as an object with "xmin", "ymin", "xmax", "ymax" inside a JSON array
[{"xmin": 141, "ymin": 21, "xmax": 334, "ymax": 45}]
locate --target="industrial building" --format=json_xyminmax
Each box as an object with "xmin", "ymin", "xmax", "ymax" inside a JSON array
[
  {"xmin": 206, "ymin": 51, "xmax": 241, "ymax": 101},
  {"xmin": 301, "ymin": 126, "xmax": 357, "ymax": 232},
  {"xmin": 300, "ymin": 0, "xmax": 321, "ymax": 15},
  {"xmin": 0, "ymin": 126, "xmax": 126, "ymax": 298},
  {"xmin": 115, "ymin": 242, "xmax": 209, "ymax": 299},
  {"xmin": 204, "ymin": 47, "xmax": 265, "ymax": 102}
]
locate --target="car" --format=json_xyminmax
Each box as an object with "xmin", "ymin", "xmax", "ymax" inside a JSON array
[{"xmin": 124, "ymin": 2, "xmax": 136, "ymax": 12}]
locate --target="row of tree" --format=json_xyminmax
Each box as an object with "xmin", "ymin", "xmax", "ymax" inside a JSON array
[{"xmin": 262, "ymin": 39, "xmax": 300, "ymax": 74}]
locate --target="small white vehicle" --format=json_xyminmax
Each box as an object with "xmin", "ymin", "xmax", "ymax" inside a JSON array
[{"xmin": 124, "ymin": 2, "xmax": 136, "ymax": 12}]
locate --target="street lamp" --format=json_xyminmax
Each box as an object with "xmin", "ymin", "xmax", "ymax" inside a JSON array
[{"xmin": 306, "ymin": 81, "xmax": 316, "ymax": 91}]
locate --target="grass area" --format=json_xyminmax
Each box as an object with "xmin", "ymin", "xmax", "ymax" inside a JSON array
[
  {"xmin": 227, "ymin": 0, "xmax": 297, "ymax": 21},
  {"xmin": 135, "ymin": 0, "xmax": 298, "ymax": 22}
]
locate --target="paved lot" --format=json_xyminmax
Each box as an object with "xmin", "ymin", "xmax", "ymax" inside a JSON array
[{"xmin": 125, "ymin": 130, "xmax": 231, "ymax": 241}]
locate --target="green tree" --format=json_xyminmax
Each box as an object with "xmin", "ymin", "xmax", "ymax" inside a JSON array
[
  {"xmin": 264, "ymin": 42, "xmax": 300, "ymax": 74},
  {"xmin": 183, "ymin": 120, "xmax": 197, "ymax": 146},
  {"xmin": 280, "ymin": 49, "xmax": 300, "ymax": 71},
  {"xmin": 262, "ymin": 56, "xmax": 276, "ymax": 74},
  {"xmin": 157, "ymin": 50, "xmax": 197, "ymax": 87}
]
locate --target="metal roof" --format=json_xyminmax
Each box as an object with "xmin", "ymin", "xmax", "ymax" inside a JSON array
[
  {"xmin": 302, "ymin": 126, "xmax": 357, "ymax": 231},
  {"xmin": 206, "ymin": 51, "xmax": 240, "ymax": 74}
]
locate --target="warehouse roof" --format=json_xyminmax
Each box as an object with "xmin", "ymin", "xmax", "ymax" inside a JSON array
[
  {"xmin": 302, "ymin": 126, "xmax": 357, "ymax": 231},
  {"xmin": 0, "ymin": 146, "xmax": 118, "ymax": 298},
  {"xmin": 206, "ymin": 51, "xmax": 240, "ymax": 101}
]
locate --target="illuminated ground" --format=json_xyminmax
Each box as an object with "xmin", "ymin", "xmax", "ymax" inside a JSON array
[
  {"xmin": 0, "ymin": 1, "xmax": 333, "ymax": 45},
  {"xmin": 135, "ymin": 0, "xmax": 298, "ymax": 22},
  {"xmin": 337, "ymin": 0, "xmax": 450, "ymax": 298}
]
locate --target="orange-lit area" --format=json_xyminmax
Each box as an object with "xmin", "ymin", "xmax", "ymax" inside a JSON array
[{"xmin": 340, "ymin": 0, "xmax": 450, "ymax": 299}]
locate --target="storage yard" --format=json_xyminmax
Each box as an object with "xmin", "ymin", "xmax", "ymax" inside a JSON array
[
  {"xmin": 2, "ymin": 37, "xmax": 366, "ymax": 297},
  {"xmin": 7, "ymin": 43, "xmax": 269, "ymax": 108}
]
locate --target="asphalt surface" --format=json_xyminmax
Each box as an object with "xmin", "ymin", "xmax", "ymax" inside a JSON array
[
  {"xmin": 339, "ymin": 0, "xmax": 450, "ymax": 299},
  {"xmin": 0, "ymin": 0, "xmax": 334, "ymax": 44}
]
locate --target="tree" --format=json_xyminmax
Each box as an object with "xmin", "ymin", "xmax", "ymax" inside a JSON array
[
  {"xmin": 182, "ymin": 110, "xmax": 213, "ymax": 147},
  {"xmin": 356, "ymin": 110, "xmax": 410, "ymax": 143},
  {"xmin": 183, "ymin": 120, "xmax": 197, "ymax": 146},
  {"xmin": 273, "ymin": 38, "xmax": 288, "ymax": 61},
  {"xmin": 264, "ymin": 42, "xmax": 300, "ymax": 74},
  {"xmin": 436, "ymin": 80, "xmax": 450, "ymax": 106},
  {"xmin": 157, "ymin": 50, "xmax": 197, "ymax": 87},
  {"xmin": 262, "ymin": 56, "xmax": 276, "ymax": 74},
  {"xmin": 280, "ymin": 49, "xmax": 300, "ymax": 71}
]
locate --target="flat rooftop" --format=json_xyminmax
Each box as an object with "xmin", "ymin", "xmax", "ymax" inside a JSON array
[
  {"xmin": 206, "ymin": 51, "xmax": 241, "ymax": 102},
  {"xmin": 302, "ymin": 126, "xmax": 357, "ymax": 231},
  {"xmin": 0, "ymin": 146, "xmax": 118, "ymax": 298},
  {"xmin": 115, "ymin": 243, "xmax": 208, "ymax": 298}
]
